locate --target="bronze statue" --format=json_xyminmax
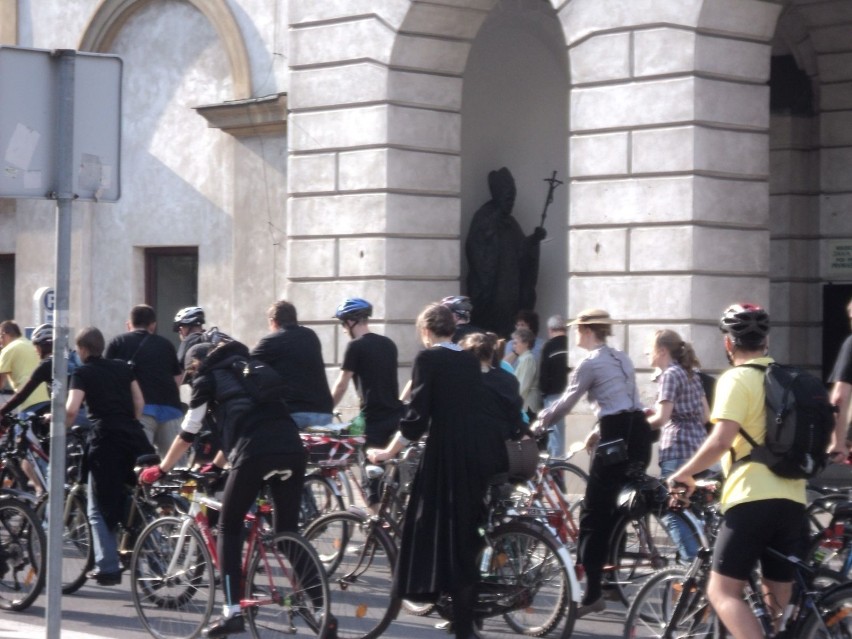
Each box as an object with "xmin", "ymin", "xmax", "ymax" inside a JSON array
[{"xmin": 465, "ymin": 167, "xmax": 547, "ymax": 336}]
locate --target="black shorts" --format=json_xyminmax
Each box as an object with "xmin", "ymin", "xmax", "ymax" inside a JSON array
[{"xmin": 712, "ymin": 499, "xmax": 807, "ymax": 581}]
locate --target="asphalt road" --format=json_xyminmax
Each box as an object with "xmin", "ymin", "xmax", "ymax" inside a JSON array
[{"xmin": 1, "ymin": 579, "xmax": 629, "ymax": 639}]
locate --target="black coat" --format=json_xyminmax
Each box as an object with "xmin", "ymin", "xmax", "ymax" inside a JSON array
[{"xmin": 394, "ymin": 346, "xmax": 504, "ymax": 600}]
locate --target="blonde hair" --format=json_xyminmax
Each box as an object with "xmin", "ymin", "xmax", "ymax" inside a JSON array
[{"xmin": 653, "ymin": 329, "xmax": 700, "ymax": 376}]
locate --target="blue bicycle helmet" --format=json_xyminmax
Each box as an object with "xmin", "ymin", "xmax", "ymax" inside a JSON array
[{"xmin": 334, "ymin": 298, "xmax": 373, "ymax": 321}]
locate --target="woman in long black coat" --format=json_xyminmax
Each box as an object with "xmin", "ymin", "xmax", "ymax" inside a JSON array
[{"xmin": 368, "ymin": 303, "xmax": 504, "ymax": 639}]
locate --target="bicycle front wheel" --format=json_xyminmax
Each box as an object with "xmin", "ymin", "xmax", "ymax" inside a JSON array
[
  {"xmin": 482, "ymin": 520, "xmax": 576, "ymax": 638},
  {"xmin": 303, "ymin": 510, "xmax": 400, "ymax": 639},
  {"xmin": 299, "ymin": 475, "xmax": 344, "ymax": 529},
  {"xmin": 547, "ymin": 460, "xmax": 588, "ymax": 509},
  {"xmin": 245, "ymin": 530, "xmax": 331, "ymax": 638},
  {"xmin": 0, "ymin": 496, "xmax": 45, "ymax": 611},
  {"xmin": 797, "ymin": 581, "xmax": 852, "ymax": 638},
  {"xmin": 59, "ymin": 491, "xmax": 93, "ymax": 595},
  {"xmin": 130, "ymin": 515, "xmax": 216, "ymax": 639},
  {"xmin": 623, "ymin": 565, "xmax": 716, "ymax": 639}
]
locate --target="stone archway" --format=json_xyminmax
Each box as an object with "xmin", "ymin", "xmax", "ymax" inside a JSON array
[{"xmin": 79, "ymin": 0, "xmax": 252, "ymax": 99}]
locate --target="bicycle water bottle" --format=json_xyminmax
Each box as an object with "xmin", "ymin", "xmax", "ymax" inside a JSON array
[{"xmin": 349, "ymin": 413, "xmax": 366, "ymax": 436}]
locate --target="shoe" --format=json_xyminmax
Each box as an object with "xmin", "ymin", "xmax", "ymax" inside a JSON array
[
  {"xmin": 576, "ymin": 596, "xmax": 606, "ymax": 618},
  {"xmin": 85, "ymin": 568, "xmax": 122, "ymax": 586},
  {"xmin": 203, "ymin": 614, "xmax": 245, "ymax": 638}
]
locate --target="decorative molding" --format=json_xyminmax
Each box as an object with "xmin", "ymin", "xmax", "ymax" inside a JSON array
[
  {"xmin": 80, "ymin": 0, "xmax": 252, "ymax": 99},
  {"xmin": 194, "ymin": 93, "xmax": 287, "ymax": 137}
]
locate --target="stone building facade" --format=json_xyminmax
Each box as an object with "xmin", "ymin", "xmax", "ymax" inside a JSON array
[{"xmin": 0, "ymin": 0, "xmax": 850, "ymax": 413}]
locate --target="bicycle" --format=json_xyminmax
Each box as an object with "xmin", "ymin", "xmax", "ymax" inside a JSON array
[
  {"xmin": 624, "ymin": 483, "xmax": 852, "ymax": 639},
  {"xmin": 0, "ymin": 493, "xmax": 46, "ymax": 611},
  {"xmin": 131, "ymin": 467, "xmax": 331, "ymax": 639}
]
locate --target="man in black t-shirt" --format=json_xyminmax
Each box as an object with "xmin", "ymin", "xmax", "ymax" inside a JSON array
[
  {"xmin": 332, "ymin": 298, "xmax": 403, "ymax": 508},
  {"xmin": 539, "ymin": 315, "xmax": 569, "ymax": 458},
  {"xmin": 332, "ymin": 298, "xmax": 403, "ymax": 447},
  {"xmin": 829, "ymin": 298, "xmax": 852, "ymax": 445},
  {"xmin": 105, "ymin": 305, "xmax": 183, "ymax": 459},
  {"xmin": 251, "ymin": 300, "xmax": 334, "ymax": 429}
]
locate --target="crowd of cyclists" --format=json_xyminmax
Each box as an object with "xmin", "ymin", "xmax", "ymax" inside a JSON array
[{"xmin": 0, "ymin": 296, "xmax": 851, "ymax": 639}]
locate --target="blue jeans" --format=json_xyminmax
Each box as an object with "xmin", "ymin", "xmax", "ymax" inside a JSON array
[
  {"xmin": 659, "ymin": 458, "xmax": 699, "ymax": 561},
  {"xmin": 544, "ymin": 394, "xmax": 565, "ymax": 459},
  {"xmin": 290, "ymin": 412, "xmax": 333, "ymax": 430},
  {"xmin": 87, "ymin": 478, "xmax": 120, "ymax": 573}
]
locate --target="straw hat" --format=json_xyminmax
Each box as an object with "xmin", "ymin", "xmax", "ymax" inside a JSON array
[{"xmin": 566, "ymin": 308, "xmax": 618, "ymax": 326}]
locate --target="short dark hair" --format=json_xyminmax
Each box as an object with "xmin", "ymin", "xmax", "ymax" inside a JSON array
[
  {"xmin": 130, "ymin": 305, "xmax": 156, "ymax": 328},
  {"xmin": 269, "ymin": 300, "xmax": 298, "ymax": 327},
  {"xmin": 75, "ymin": 326, "xmax": 105, "ymax": 357},
  {"xmin": 0, "ymin": 320, "xmax": 21, "ymax": 338},
  {"xmin": 416, "ymin": 303, "xmax": 455, "ymax": 340},
  {"xmin": 515, "ymin": 309, "xmax": 539, "ymax": 336}
]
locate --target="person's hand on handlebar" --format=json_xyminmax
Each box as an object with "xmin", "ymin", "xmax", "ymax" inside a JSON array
[
  {"xmin": 583, "ymin": 429, "xmax": 600, "ymax": 454},
  {"xmin": 667, "ymin": 473, "xmax": 696, "ymax": 510},
  {"xmin": 367, "ymin": 448, "xmax": 393, "ymax": 463}
]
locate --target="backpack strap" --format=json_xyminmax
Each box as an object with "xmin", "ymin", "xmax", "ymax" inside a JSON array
[{"xmin": 729, "ymin": 362, "xmax": 767, "ymax": 469}]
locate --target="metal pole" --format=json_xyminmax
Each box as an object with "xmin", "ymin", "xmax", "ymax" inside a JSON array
[{"xmin": 46, "ymin": 48, "xmax": 75, "ymax": 639}]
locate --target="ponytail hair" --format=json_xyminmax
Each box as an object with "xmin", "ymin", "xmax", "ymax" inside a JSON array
[{"xmin": 654, "ymin": 329, "xmax": 700, "ymax": 376}]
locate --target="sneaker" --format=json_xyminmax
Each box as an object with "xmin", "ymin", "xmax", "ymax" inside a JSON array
[
  {"xmin": 203, "ymin": 614, "xmax": 245, "ymax": 638},
  {"xmin": 576, "ymin": 596, "xmax": 606, "ymax": 618},
  {"xmin": 85, "ymin": 568, "xmax": 122, "ymax": 586}
]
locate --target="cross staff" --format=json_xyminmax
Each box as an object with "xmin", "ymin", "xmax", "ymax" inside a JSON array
[{"xmin": 539, "ymin": 170, "xmax": 563, "ymax": 229}]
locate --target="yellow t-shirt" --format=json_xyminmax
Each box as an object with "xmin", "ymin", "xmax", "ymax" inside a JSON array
[
  {"xmin": 0, "ymin": 337, "xmax": 50, "ymax": 411},
  {"xmin": 711, "ymin": 356, "xmax": 806, "ymax": 512}
]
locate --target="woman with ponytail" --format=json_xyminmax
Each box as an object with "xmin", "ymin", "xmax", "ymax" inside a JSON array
[{"xmin": 645, "ymin": 329, "xmax": 709, "ymax": 559}]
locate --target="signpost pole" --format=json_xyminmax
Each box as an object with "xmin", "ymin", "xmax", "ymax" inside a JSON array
[{"xmin": 46, "ymin": 49, "xmax": 74, "ymax": 639}]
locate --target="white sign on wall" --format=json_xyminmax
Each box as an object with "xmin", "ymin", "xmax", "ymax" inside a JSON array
[
  {"xmin": 828, "ymin": 240, "xmax": 852, "ymax": 280},
  {"xmin": 33, "ymin": 286, "xmax": 55, "ymax": 325}
]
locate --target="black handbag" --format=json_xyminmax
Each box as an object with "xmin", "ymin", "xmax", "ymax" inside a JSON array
[{"xmin": 506, "ymin": 436, "xmax": 540, "ymax": 481}]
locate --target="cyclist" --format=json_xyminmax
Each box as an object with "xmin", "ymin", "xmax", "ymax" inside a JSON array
[
  {"xmin": 140, "ymin": 338, "xmax": 306, "ymax": 638},
  {"xmin": 65, "ymin": 327, "xmax": 155, "ymax": 586},
  {"xmin": 368, "ymin": 302, "xmax": 504, "ymax": 639},
  {"xmin": 668, "ymin": 304, "xmax": 845, "ymax": 638},
  {"xmin": 0, "ymin": 323, "xmax": 53, "ymax": 419},
  {"xmin": 440, "ymin": 295, "xmax": 480, "ymax": 343},
  {"xmin": 536, "ymin": 308, "xmax": 652, "ymax": 618},
  {"xmin": 173, "ymin": 306, "xmax": 206, "ymax": 373},
  {"xmin": 0, "ymin": 321, "xmax": 49, "ymax": 415}
]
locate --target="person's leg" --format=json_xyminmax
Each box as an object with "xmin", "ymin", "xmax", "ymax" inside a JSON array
[
  {"xmin": 137, "ymin": 414, "xmax": 158, "ymax": 450},
  {"xmin": 707, "ymin": 572, "xmax": 762, "ymax": 639},
  {"xmin": 156, "ymin": 416, "xmax": 183, "ymax": 462},
  {"xmin": 86, "ymin": 475, "xmax": 120, "ymax": 575},
  {"xmin": 659, "ymin": 458, "xmax": 699, "ymax": 560}
]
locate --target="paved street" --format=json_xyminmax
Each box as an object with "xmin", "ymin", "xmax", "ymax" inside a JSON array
[{"xmin": 0, "ymin": 578, "xmax": 628, "ymax": 639}]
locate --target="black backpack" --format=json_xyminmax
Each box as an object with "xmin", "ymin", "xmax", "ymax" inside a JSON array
[
  {"xmin": 228, "ymin": 357, "xmax": 287, "ymax": 404},
  {"xmin": 735, "ymin": 362, "xmax": 836, "ymax": 479}
]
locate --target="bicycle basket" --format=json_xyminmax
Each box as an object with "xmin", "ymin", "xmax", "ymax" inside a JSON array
[{"xmin": 506, "ymin": 436, "xmax": 540, "ymax": 482}]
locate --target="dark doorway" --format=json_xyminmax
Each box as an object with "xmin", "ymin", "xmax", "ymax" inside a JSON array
[
  {"xmin": 0, "ymin": 255, "xmax": 14, "ymax": 322},
  {"xmin": 822, "ymin": 284, "xmax": 852, "ymax": 382},
  {"xmin": 145, "ymin": 247, "xmax": 198, "ymax": 349}
]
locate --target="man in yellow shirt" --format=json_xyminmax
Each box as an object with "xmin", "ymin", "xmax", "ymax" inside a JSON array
[
  {"xmin": 0, "ymin": 320, "xmax": 49, "ymax": 413},
  {"xmin": 670, "ymin": 304, "xmax": 846, "ymax": 639}
]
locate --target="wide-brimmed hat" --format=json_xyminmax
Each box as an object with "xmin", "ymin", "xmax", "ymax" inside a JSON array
[{"xmin": 566, "ymin": 309, "xmax": 617, "ymax": 326}]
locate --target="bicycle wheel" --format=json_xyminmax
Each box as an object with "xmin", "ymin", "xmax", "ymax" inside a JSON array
[
  {"xmin": 59, "ymin": 491, "xmax": 93, "ymax": 594},
  {"xmin": 623, "ymin": 565, "xmax": 716, "ymax": 639},
  {"xmin": 299, "ymin": 475, "xmax": 344, "ymax": 529},
  {"xmin": 0, "ymin": 496, "xmax": 45, "ymax": 611},
  {"xmin": 131, "ymin": 516, "xmax": 216, "ymax": 639},
  {"xmin": 303, "ymin": 511, "xmax": 400, "ymax": 639},
  {"xmin": 245, "ymin": 530, "xmax": 331, "ymax": 639},
  {"xmin": 547, "ymin": 461, "xmax": 588, "ymax": 509},
  {"xmin": 480, "ymin": 520, "xmax": 575, "ymax": 638},
  {"xmin": 796, "ymin": 581, "xmax": 852, "ymax": 638}
]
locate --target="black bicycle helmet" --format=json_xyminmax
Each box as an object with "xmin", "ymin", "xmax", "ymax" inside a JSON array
[
  {"xmin": 334, "ymin": 298, "xmax": 373, "ymax": 322},
  {"xmin": 173, "ymin": 306, "xmax": 205, "ymax": 332},
  {"xmin": 719, "ymin": 303, "xmax": 770, "ymax": 344},
  {"xmin": 31, "ymin": 323, "xmax": 53, "ymax": 347},
  {"xmin": 441, "ymin": 295, "xmax": 473, "ymax": 320}
]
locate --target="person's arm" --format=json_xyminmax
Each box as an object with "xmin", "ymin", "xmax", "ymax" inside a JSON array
[
  {"xmin": 645, "ymin": 400, "xmax": 673, "ymax": 429},
  {"xmin": 65, "ymin": 389, "xmax": 85, "ymax": 427},
  {"xmin": 537, "ymin": 359, "xmax": 593, "ymax": 427},
  {"xmin": 515, "ymin": 356, "xmax": 535, "ymax": 401},
  {"xmin": 131, "ymin": 380, "xmax": 145, "ymax": 420},
  {"xmin": 331, "ymin": 369, "xmax": 354, "ymax": 407},
  {"xmin": 829, "ymin": 380, "xmax": 851, "ymax": 457},
  {"xmin": 0, "ymin": 374, "xmax": 44, "ymax": 415},
  {"xmin": 0, "ymin": 372, "xmax": 8, "ymax": 393},
  {"xmin": 669, "ymin": 418, "xmax": 740, "ymax": 495},
  {"xmin": 367, "ymin": 431, "xmax": 409, "ymax": 463}
]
